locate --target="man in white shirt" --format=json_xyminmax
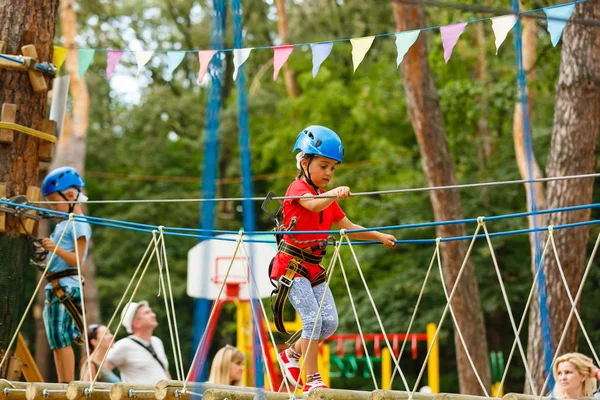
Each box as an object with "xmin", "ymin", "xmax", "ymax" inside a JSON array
[{"xmin": 107, "ymin": 301, "xmax": 170, "ymax": 384}]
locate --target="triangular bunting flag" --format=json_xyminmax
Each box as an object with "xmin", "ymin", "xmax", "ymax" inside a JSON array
[
  {"xmin": 233, "ymin": 48, "xmax": 252, "ymax": 81},
  {"xmin": 273, "ymin": 46, "xmax": 294, "ymax": 81},
  {"xmin": 544, "ymin": 4, "xmax": 576, "ymax": 46},
  {"xmin": 350, "ymin": 36, "xmax": 375, "ymax": 72},
  {"xmin": 310, "ymin": 42, "xmax": 333, "ymax": 78},
  {"xmin": 135, "ymin": 51, "xmax": 154, "ymax": 77},
  {"xmin": 440, "ymin": 22, "xmax": 468, "ymax": 63},
  {"xmin": 77, "ymin": 49, "xmax": 95, "ymax": 77},
  {"xmin": 106, "ymin": 50, "xmax": 124, "ymax": 79},
  {"xmin": 166, "ymin": 51, "xmax": 186, "ymax": 78},
  {"xmin": 395, "ymin": 30, "xmax": 420, "ymax": 67},
  {"xmin": 198, "ymin": 50, "xmax": 218, "ymax": 84},
  {"xmin": 491, "ymin": 15, "xmax": 517, "ymax": 54},
  {"xmin": 53, "ymin": 46, "xmax": 67, "ymax": 74}
]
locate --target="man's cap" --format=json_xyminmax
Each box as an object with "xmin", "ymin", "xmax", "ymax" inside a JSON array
[{"xmin": 121, "ymin": 300, "xmax": 149, "ymax": 334}]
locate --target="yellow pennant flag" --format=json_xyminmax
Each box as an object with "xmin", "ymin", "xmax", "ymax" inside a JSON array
[
  {"xmin": 350, "ymin": 36, "xmax": 375, "ymax": 72},
  {"xmin": 53, "ymin": 46, "xmax": 68, "ymax": 74}
]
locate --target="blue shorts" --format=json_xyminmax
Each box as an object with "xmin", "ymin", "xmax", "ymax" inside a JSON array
[{"xmin": 43, "ymin": 287, "xmax": 82, "ymax": 349}]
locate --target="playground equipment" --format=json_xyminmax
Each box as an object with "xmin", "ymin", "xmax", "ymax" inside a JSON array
[{"xmin": 326, "ymin": 324, "xmax": 439, "ymax": 392}]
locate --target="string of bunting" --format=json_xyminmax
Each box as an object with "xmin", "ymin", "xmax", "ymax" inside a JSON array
[{"xmin": 52, "ymin": 1, "xmax": 577, "ymax": 82}]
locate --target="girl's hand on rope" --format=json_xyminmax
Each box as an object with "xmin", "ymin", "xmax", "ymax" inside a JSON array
[
  {"xmin": 333, "ymin": 186, "xmax": 352, "ymax": 200},
  {"xmin": 40, "ymin": 238, "xmax": 57, "ymax": 252},
  {"xmin": 379, "ymin": 233, "xmax": 397, "ymax": 248}
]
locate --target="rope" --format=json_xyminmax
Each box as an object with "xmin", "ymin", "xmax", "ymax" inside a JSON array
[
  {"xmin": 182, "ymin": 230, "xmax": 244, "ymax": 394},
  {"xmin": 410, "ymin": 220, "xmax": 484, "ymax": 398},
  {"xmin": 337, "ymin": 248, "xmax": 379, "ymax": 389},
  {"xmin": 548, "ymin": 228, "xmax": 600, "ymax": 366},
  {"xmin": 32, "ymin": 172, "xmax": 600, "ymax": 204},
  {"xmin": 0, "ymin": 122, "xmax": 57, "ymax": 143},
  {"xmin": 481, "ymin": 223, "xmax": 537, "ymax": 395},
  {"xmin": 435, "ymin": 239, "xmax": 490, "ymax": 397},
  {"xmin": 237, "ymin": 237, "xmax": 276, "ymax": 392},
  {"xmin": 293, "ymin": 239, "xmax": 343, "ymax": 396},
  {"xmin": 71, "ymin": 215, "xmax": 93, "ymax": 388},
  {"xmin": 237, "ymin": 238, "xmax": 294, "ymax": 396},
  {"xmin": 13, "ymin": 198, "xmax": 600, "ymax": 238},
  {"xmin": 536, "ymin": 228, "xmax": 600, "ymax": 399},
  {"xmin": 0, "ymin": 218, "xmax": 72, "ymax": 371},
  {"xmin": 155, "ymin": 229, "xmax": 184, "ymax": 381},
  {"xmin": 89, "ymin": 233, "xmax": 161, "ymax": 390},
  {"xmin": 388, "ymin": 240, "xmax": 440, "ymax": 389},
  {"xmin": 81, "ymin": 235, "xmax": 156, "ymax": 380},
  {"xmin": 341, "ymin": 231, "xmax": 411, "ymax": 394}
]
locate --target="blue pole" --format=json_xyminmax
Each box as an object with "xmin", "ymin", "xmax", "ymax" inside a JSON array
[
  {"xmin": 193, "ymin": 0, "xmax": 226, "ymax": 382},
  {"xmin": 232, "ymin": 0, "xmax": 264, "ymax": 388},
  {"xmin": 511, "ymin": 0, "xmax": 553, "ymax": 388}
]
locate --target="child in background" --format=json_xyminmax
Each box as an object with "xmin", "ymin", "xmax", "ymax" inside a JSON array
[
  {"xmin": 41, "ymin": 166, "xmax": 92, "ymax": 382},
  {"xmin": 271, "ymin": 126, "xmax": 396, "ymax": 392}
]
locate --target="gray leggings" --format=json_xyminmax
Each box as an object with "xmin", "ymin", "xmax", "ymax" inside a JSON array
[{"xmin": 288, "ymin": 277, "xmax": 338, "ymax": 340}]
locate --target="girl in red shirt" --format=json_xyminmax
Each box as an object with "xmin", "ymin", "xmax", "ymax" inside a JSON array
[{"xmin": 273, "ymin": 125, "xmax": 396, "ymax": 392}]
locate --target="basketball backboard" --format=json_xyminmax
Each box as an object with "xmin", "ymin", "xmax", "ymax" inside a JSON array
[{"xmin": 187, "ymin": 234, "xmax": 277, "ymax": 300}]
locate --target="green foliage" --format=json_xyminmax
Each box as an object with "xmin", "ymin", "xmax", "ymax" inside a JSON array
[{"xmin": 55, "ymin": 0, "xmax": 600, "ymax": 393}]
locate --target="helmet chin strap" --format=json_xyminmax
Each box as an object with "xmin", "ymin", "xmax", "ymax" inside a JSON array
[
  {"xmin": 58, "ymin": 189, "xmax": 81, "ymax": 214},
  {"xmin": 300, "ymin": 155, "xmax": 324, "ymax": 223}
]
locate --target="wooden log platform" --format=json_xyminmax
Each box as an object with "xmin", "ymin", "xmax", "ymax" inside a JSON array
[
  {"xmin": 26, "ymin": 383, "xmax": 67, "ymax": 400},
  {"xmin": 0, "ymin": 381, "xmax": 28, "ymax": 400}
]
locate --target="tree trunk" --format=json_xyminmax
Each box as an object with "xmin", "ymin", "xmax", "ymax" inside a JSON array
[
  {"xmin": 541, "ymin": 0, "xmax": 599, "ymax": 379},
  {"xmin": 0, "ymin": 0, "xmax": 59, "ymax": 378},
  {"xmin": 391, "ymin": 2, "xmax": 491, "ymax": 395},
  {"xmin": 274, "ymin": 0, "xmax": 300, "ymax": 97},
  {"xmin": 58, "ymin": 0, "xmax": 100, "ymax": 327}
]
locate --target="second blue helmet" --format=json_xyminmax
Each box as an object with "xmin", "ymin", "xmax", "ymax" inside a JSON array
[
  {"xmin": 42, "ymin": 166, "xmax": 86, "ymax": 197},
  {"xmin": 292, "ymin": 125, "xmax": 344, "ymax": 163}
]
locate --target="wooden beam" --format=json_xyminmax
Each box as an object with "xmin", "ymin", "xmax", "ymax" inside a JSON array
[
  {"xmin": 38, "ymin": 119, "xmax": 56, "ymax": 162},
  {"xmin": 1, "ymin": 103, "xmax": 17, "ymax": 143},
  {"xmin": 15, "ymin": 333, "xmax": 43, "ymax": 382},
  {"xmin": 66, "ymin": 382, "xmax": 113, "ymax": 400},
  {"xmin": 19, "ymin": 186, "xmax": 41, "ymax": 235},
  {"xmin": 20, "ymin": 45, "xmax": 47, "ymax": 93},
  {"xmin": 110, "ymin": 384, "xmax": 155, "ymax": 400},
  {"xmin": 0, "ymin": 380, "xmax": 28, "ymax": 400},
  {"xmin": 26, "ymin": 383, "xmax": 66, "ymax": 400},
  {"xmin": 0, "ymin": 182, "xmax": 6, "ymax": 233}
]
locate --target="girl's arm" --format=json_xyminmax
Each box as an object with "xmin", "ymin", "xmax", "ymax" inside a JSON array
[
  {"xmin": 335, "ymin": 217, "xmax": 396, "ymax": 248},
  {"xmin": 298, "ymin": 186, "xmax": 351, "ymax": 212},
  {"xmin": 41, "ymin": 236, "xmax": 88, "ymax": 267}
]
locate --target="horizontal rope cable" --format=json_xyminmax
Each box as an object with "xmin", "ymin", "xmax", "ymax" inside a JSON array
[
  {"xmin": 32, "ymin": 172, "xmax": 600, "ymax": 205},
  {"xmin": 3, "ymin": 199, "xmax": 600, "ymax": 241}
]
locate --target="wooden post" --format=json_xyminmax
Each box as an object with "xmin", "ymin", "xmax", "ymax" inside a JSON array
[
  {"xmin": 0, "ymin": 182, "xmax": 6, "ymax": 233},
  {"xmin": 25, "ymin": 383, "xmax": 67, "ymax": 400},
  {"xmin": 15, "ymin": 333, "xmax": 43, "ymax": 382},
  {"xmin": 20, "ymin": 45, "xmax": 47, "ymax": 93},
  {"xmin": 202, "ymin": 389, "xmax": 292, "ymax": 400},
  {"xmin": 19, "ymin": 186, "xmax": 41, "ymax": 235},
  {"xmin": 109, "ymin": 384, "xmax": 156, "ymax": 400},
  {"xmin": 155, "ymin": 381, "xmax": 259, "ymax": 400},
  {"xmin": 6, "ymin": 358, "xmax": 22, "ymax": 381},
  {"xmin": 307, "ymin": 388, "xmax": 371, "ymax": 400},
  {"xmin": 0, "ymin": 103, "xmax": 17, "ymax": 143},
  {"xmin": 66, "ymin": 382, "xmax": 113, "ymax": 400},
  {"xmin": 0, "ymin": 381, "xmax": 28, "ymax": 400},
  {"xmin": 37, "ymin": 119, "xmax": 56, "ymax": 162}
]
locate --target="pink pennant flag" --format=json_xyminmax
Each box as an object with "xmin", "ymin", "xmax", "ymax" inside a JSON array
[
  {"xmin": 440, "ymin": 22, "xmax": 468, "ymax": 63},
  {"xmin": 198, "ymin": 50, "xmax": 218, "ymax": 84},
  {"xmin": 106, "ymin": 50, "xmax": 124, "ymax": 79},
  {"xmin": 273, "ymin": 46, "xmax": 294, "ymax": 81}
]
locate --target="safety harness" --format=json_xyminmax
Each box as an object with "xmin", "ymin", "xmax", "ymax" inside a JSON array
[
  {"xmin": 46, "ymin": 269, "xmax": 85, "ymax": 345},
  {"xmin": 262, "ymin": 192, "xmax": 330, "ymax": 345}
]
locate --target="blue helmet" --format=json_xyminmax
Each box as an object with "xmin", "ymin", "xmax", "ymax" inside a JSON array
[
  {"xmin": 293, "ymin": 125, "xmax": 344, "ymax": 163},
  {"xmin": 42, "ymin": 166, "xmax": 85, "ymax": 197}
]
